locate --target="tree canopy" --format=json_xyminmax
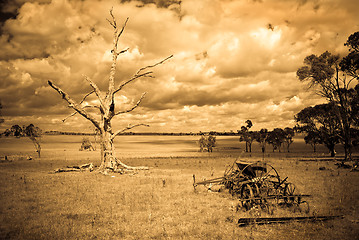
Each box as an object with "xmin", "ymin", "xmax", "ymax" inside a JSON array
[
  {"xmin": 296, "ymin": 31, "xmax": 359, "ymax": 161},
  {"xmin": 238, "ymin": 120, "xmax": 254, "ymax": 152},
  {"xmin": 295, "ymin": 103, "xmax": 341, "ymax": 157}
]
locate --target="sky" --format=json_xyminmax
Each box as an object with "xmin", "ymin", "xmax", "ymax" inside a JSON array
[{"xmin": 0, "ymin": 0, "xmax": 358, "ymax": 133}]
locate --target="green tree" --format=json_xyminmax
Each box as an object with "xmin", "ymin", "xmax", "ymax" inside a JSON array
[
  {"xmin": 297, "ymin": 32, "xmax": 359, "ymax": 161},
  {"xmin": 266, "ymin": 128, "xmax": 285, "ymax": 152},
  {"xmin": 340, "ymin": 32, "xmax": 359, "ymax": 80},
  {"xmin": 295, "ymin": 103, "xmax": 341, "ymax": 157},
  {"xmin": 11, "ymin": 125, "xmax": 22, "ymax": 137},
  {"xmin": 255, "ymin": 128, "xmax": 268, "ymax": 153},
  {"xmin": 283, "ymin": 127, "xmax": 295, "ymax": 152},
  {"xmin": 238, "ymin": 120, "xmax": 254, "ymax": 152},
  {"xmin": 24, "ymin": 124, "xmax": 42, "ymax": 157},
  {"xmin": 198, "ymin": 134, "xmax": 216, "ymax": 152},
  {"xmin": 80, "ymin": 137, "xmax": 95, "ymax": 151},
  {"xmin": 303, "ymin": 131, "xmax": 322, "ymax": 153}
]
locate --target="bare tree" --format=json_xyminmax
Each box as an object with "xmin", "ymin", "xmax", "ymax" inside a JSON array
[
  {"xmin": 25, "ymin": 124, "xmax": 42, "ymax": 158},
  {"xmin": 48, "ymin": 10, "xmax": 172, "ymax": 173}
]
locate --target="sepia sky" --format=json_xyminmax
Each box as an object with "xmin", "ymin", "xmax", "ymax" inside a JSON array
[{"xmin": 0, "ymin": 0, "xmax": 358, "ymax": 133}]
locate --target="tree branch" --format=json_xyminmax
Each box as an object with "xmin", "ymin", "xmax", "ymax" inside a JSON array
[
  {"xmin": 79, "ymin": 90, "xmax": 95, "ymax": 105},
  {"xmin": 136, "ymin": 55, "xmax": 173, "ymax": 75},
  {"xmin": 115, "ymin": 92, "xmax": 146, "ymax": 115},
  {"xmin": 111, "ymin": 123, "xmax": 149, "ymax": 140},
  {"xmin": 62, "ymin": 112, "xmax": 77, "ymax": 122},
  {"xmin": 113, "ymin": 47, "xmax": 129, "ymax": 56},
  {"xmin": 113, "ymin": 55, "xmax": 172, "ymax": 94},
  {"xmin": 83, "ymin": 75, "xmax": 106, "ymax": 110},
  {"xmin": 106, "ymin": 14, "xmax": 129, "ymax": 107},
  {"xmin": 48, "ymin": 80, "xmax": 101, "ymax": 130},
  {"xmin": 107, "ymin": 7, "xmax": 116, "ymax": 28},
  {"xmin": 62, "ymin": 106, "xmax": 100, "ymax": 122},
  {"xmin": 115, "ymin": 17, "xmax": 129, "ymax": 50},
  {"xmin": 83, "ymin": 105, "xmax": 101, "ymax": 109},
  {"xmin": 114, "ymin": 71, "xmax": 153, "ymax": 94}
]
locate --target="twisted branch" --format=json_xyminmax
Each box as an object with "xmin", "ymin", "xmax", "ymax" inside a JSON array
[
  {"xmin": 136, "ymin": 55, "xmax": 173, "ymax": 75},
  {"xmin": 114, "ymin": 71, "xmax": 153, "ymax": 94},
  {"xmin": 79, "ymin": 90, "xmax": 95, "ymax": 105},
  {"xmin": 62, "ymin": 105, "xmax": 100, "ymax": 122},
  {"xmin": 83, "ymin": 75, "xmax": 105, "ymax": 110},
  {"xmin": 114, "ymin": 55, "xmax": 172, "ymax": 94},
  {"xmin": 115, "ymin": 92, "xmax": 147, "ymax": 115},
  {"xmin": 62, "ymin": 112, "xmax": 77, "ymax": 122},
  {"xmin": 48, "ymin": 80, "xmax": 101, "ymax": 130},
  {"xmin": 114, "ymin": 17, "xmax": 129, "ymax": 50}
]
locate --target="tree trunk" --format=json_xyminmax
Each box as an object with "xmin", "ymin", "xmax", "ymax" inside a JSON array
[
  {"xmin": 343, "ymin": 124, "xmax": 352, "ymax": 161},
  {"xmin": 29, "ymin": 137, "xmax": 41, "ymax": 158},
  {"xmin": 330, "ymin": 147, "xmax": 336, "ymax": 157},
  {"xmin": 100, "ymin": 131, "xmax": 116, "ymax": 171},
  {"xmin": 99, "ymin": 129, "xmax": 149, "ymax": 172}
]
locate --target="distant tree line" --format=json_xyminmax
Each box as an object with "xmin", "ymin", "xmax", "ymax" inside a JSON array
[
  {"xmin": 237, "ymin": 120, "xmax": 295, "ymax": 153},
  {"xmin": 43, "ymin": 131, "xmax": 239, "ymax": 136},
  {"xmin": 45, "ymin": 130, "xmax": 95, "ymax": 136}
]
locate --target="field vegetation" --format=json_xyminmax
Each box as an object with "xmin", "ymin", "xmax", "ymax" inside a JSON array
[{"xmin": 1, "ymin": 135, "xmax": 358, "ymax": 239}]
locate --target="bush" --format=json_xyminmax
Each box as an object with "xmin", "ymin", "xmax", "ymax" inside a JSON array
[
  {"xmin": 79, "ymin": 137, "xmax": 95, "ymax": 151},
  {"xmin": 198, "ymin": 135, "xmax": 216, "ymax": 152}
]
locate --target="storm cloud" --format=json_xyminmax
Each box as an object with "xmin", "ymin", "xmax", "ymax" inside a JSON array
[{"xmin": 0, "ymin": 0, "xmax": 358, "ymax": 132}]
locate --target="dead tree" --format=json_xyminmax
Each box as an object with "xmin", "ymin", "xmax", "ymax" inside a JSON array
[{"xmin": 48, "ymin": 9, "xmax": 172, "ymax": 173}]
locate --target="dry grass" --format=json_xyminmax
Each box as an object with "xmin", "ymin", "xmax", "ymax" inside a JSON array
[{"xmin": 0, "ymin": 136, "xmax": 359, "ymax": 239}]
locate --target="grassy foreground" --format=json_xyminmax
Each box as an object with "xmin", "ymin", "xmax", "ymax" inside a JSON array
[{"xmin": 0, "ymin": 154, "xmax": 359, "ymax": 240}]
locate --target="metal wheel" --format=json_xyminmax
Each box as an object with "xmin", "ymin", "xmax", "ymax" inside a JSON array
[
  {"xmin": 240, "ymin": 184, "xmax": 255, "ymax": 210},
  {"xmin": 251, "ymin": 183, "xmax": 260, "ymax": 197},
  {"xmin": 241, "ymin": 162, "xmax": 281, "ymax": 196},
  {"xmin": 242, "ymin": 162, "xmax": 281, "ymax": 183},
  {"xmin": 223, "ymin": 162, "xmax": 241, "ymax": 193},
  {"xmin": 241, "ymin": 184, "xmax": 254, "ymax": 198},
  {"xmin": 283, "ymin": 182, "xmax": 296, "ymax": 204}
]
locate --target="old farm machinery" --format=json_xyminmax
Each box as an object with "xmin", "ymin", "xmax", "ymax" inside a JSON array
[{"xmin": 193, "ymin": 160, "xmax": 310, "ymax": 213}]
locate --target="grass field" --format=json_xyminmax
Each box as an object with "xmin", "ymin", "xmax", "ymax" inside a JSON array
[{"xmin": 0, "ymin": 135, "xmax": 359, "ymax": 239}]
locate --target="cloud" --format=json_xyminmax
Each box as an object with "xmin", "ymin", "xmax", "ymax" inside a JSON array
[{"xmin": 0, "ymin": 0, "xmax": 358, "ymax": 132}]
